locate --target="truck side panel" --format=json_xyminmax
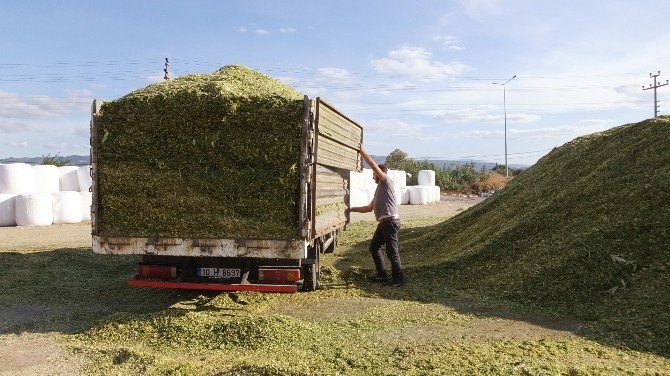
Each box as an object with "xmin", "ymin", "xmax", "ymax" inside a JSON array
[
  {"xmin": 312, "ymin": 98, "xmax": 363, "ymax": 239},
  {"xmin": 314, "ymin": 99, "xmax": 362, "ymax": 171},
  {"xmin": 313, "ymin": 165, "xmax": 348, "ymax": 238}
]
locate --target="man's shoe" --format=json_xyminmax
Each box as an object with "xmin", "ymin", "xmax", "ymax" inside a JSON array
[
  {"xmin": 389, "ymin": 279, "xmax": 404, "ymax": 287},
  {"xmin": 366, "ymin": 275, "xmax": 388, "ymax": 283}
]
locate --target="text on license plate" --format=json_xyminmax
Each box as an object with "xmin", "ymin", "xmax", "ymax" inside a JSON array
[{"xmin": 198, "ymin": 268, "xmax": 241, "ymax": 278}]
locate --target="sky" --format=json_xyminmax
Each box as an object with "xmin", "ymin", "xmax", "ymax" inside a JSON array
[{"xmin": 1, "ymin": 0, "xmax": 669, "ymax": 166}]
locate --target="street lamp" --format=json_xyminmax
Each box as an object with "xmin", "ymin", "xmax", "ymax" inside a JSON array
[{"xmin": 493, "ymin": 75, "xmax": 516, "ymax": 177}]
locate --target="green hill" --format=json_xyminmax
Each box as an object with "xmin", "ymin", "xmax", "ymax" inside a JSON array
[{"xmin": 403, "ymin": 116, "xmax": 670, "ymax": 355}]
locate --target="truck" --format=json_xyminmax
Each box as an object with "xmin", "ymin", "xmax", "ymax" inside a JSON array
[{"xmin": 90, "ymin": 93, "xmax": 363, "ymax": 293}]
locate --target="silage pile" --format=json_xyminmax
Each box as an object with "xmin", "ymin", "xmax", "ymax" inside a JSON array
[
  {"xmin": 96, "ymin": 65, "xmax": 304, "ymax": 239},
  {"xmin": 403, "ymin": 116, "xmax": 670, "ymax": 354}
]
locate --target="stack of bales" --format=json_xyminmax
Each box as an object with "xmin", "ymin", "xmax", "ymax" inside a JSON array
[
  {"xmin": 349, "ymin": 168, "xmax": 407, "ymax": 206},
  {"xmin": 94, "ymin": 65, "xmax": 304, "ymax": 239},
  {"xmin": 0, "ymin": 163, "xmax": 93, "ymax": 227},
  {"xmin": 408, "ymin": 169, "xmax": 440, "ymax": 205}
]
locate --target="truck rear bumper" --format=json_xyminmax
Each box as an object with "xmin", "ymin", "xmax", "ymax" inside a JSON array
[
  {"xmin": 93, "ymin": 235, "xmax": 307, "ymax": 260},
  {"xmin": 128, "ymin": 278, "xmax": 297, "ymax": 293}
]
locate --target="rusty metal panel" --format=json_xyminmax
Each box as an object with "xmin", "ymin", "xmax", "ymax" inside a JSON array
[
  {"xmin": 315, "ymin": 99, "xmax": 362, "ymax": 171},
  {"xmin": 92, "ymin": 236, "xmax": 307, "ymax": 259}
]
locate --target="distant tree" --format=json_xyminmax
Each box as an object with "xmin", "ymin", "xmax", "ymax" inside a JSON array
[
  {"xmin": 385, "ymin": 149, "xmax": 410, "ymax": 168},
  {"xmin": 492, "ymin": 164, "xmax": 525, "ymax": 177},
  {"xmin": 41, "ymin": 152, "xmax": 71, "ymax": 167}
]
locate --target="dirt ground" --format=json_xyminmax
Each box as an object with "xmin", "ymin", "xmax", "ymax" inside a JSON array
[{"xmin": 0, "ymin": 223, "xmax": 92, "ymax": 252}]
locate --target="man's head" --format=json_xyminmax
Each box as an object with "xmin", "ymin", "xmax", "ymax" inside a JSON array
[{"xmin": 374, "ymin": 164, "xmax": 388, "ymax": 183}]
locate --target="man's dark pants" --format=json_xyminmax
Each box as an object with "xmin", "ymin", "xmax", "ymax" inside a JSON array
[{"xmin": 369, "ymin": 219, "xmax": 403, "ymax": 282}]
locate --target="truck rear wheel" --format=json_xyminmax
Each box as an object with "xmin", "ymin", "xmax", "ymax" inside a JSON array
[{"xmin": 302, "ymin": 263, "xmax": 319, "ymax": 291}]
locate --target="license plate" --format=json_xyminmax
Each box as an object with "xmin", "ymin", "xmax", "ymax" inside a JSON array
[{"xmin": 198, "ymin": 268, "xmax": 241, "ymax": 279}]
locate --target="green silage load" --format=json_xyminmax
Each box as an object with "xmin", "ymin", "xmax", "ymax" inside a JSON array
[{"xmin": 95, "ymin": 65, "xmax": 304, "ymax": 239}]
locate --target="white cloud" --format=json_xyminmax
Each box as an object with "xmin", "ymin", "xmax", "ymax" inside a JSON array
[
  {"xmin": 458, "ymin": 0, "xmax": 502, "ymax": 17},
  {"xmin": 238, "ymin": 27, "xmax": 247, "ymax": 33},
  {"xmin": 456, "ymin": 119, "xmax": 615, "ymax": 141},
  {"xmin": 432, "ymin": 35, "xmax": 465, "ymax": 51},
  {"xmin": 0, "ymin": 119, "xmax": 32, "ymax": 133},
  {"xmin": 0, "ymin": 90, "xmax": 92, "ymax": 119},
  {"xmin": 10, "ymin": 141, "xmax": 29, "ymax": 148},
  {"xmin": 74, "ymin": 127, "xmax": 90, "ymax": 138},
  {"xmin": 45, "ymin": 141, "xmax": 68, "ymax": 150},
  {"xmin": 255, "ymin": 29, "xmax": 269, "ymax": 35},
  {"xmin": 280, "ymin": 27, "xmax": 296, "ymax": 33},
  {"xmin": 435, "ymin": 107, "xmax": 541, "ymax": 124},
  {"xmin": 365, "ymin": 119, "xmax": 438, "ymax": 141},
  {"xmin": 370, "ymin": 45, "xmax": 470, "ymax": 80},
  {"xmin": 317, "ymin": 67, "xmax": 354, "ymax": 82}
]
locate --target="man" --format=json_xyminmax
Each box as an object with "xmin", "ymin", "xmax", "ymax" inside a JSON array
[{"xmin": 350, "ymin": 144, "xmax": 404, "ymax": 287}]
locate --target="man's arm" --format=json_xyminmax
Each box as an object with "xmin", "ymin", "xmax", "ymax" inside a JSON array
[
  {"xmin": 350, "ymin": 199, "xmax": 374, "ymax": 213},
  {"xmin": 359, "ymin": 145, "xmax": 387, "ymax": 181}
]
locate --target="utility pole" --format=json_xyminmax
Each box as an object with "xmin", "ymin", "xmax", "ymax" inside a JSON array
[
  {"xmin": 642, "ymin": 71, "xmax": 668, "ymax": 117},
  {"xmin": 164, "ymin": 58, "xmax": 170, "ymax": 80},
  {"xmin": 493, "ymin": 75, "xmax": 516, "ymax": 177}
]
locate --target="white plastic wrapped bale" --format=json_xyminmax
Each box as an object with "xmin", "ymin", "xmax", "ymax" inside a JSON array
[
  {"xmin": 362, "ymin": 168, "xmax": 374, "ymax": 189},
  {"xmin": 393, "ymin": 186, "xmax": 402, "ymax": 206},
  {"xmin": 351, "ymin": 188, "xmax": 369, "ymax": 207},
  {"xmin": 0, "ymin": 163, "xmax": 36, "ymax": 194},
  {"xmin": 32, "ymin": 165, "xmax": 60, "ymax": 193},
  {"xmin": 418, "ymin": 170, "xmax": 436, "ymax": 187},
  {"xmin": 80, "ymin": 191, "xmax": 92, "ymax": 221},
  {"xmin": 52, "ymin": 192, "xmax": 83, "ymax": 224},
  {"xmin": 409, "ymin": 186, "xmax": 429, "ymax": 205},
  {"xmin": 398, "ymin": 170, "xmax": 407, "ymax": 188},
  {"xmin": 433, "ymin": 186, "xmax": 441, "ymax": 202},
  {"xmin": 426, "ymin": 185, "xmax": 440, "ymax": 204},
  {"xmin": 388, "ymin": 170, "xmax": 399, "ymax": 188},
  {"xmin": 349, "ymin": 171, "xmax": 364, "ymax": 191},
  {"xmin": 401, "ymin": 187, "xmax": 411, "ymax": 205},
  {"xmin": 348, "ymin": 171, "xmax": 357, "ymax": 190},
  {"xmin": 0, "ymin": 194, "xmax": 17, "ymax": 226},
  {"xmin": 58, "ymin": 166, "xmax": 80, "ymax": 191},
  {"xmin": 77, "ymin": 165, "xmax": 92, "ymax": 192},
  {"xmin": 15, "ymin": 193, "xmax": 53, "ymax": 226}
]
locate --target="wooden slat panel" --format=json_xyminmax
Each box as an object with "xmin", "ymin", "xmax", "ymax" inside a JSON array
[
  {"xmin": 314, "ymin": 210, "xmax": 347, "ymax": 238},
  {"xmin": 318, "ymin": 105, "xmax": 363, "ymax": 147},
  {"xmin": 317, "ymin": 137, "xmax": 359, "ymax": 171},
  {"xmin": 316, "ymin": 187, "xmax": 347, "ymax": 197},
  {"xmin": 315, "ymin": 99, "xmax": 362, "ymax": 171},
  {"xmin": 315, "ymin": 195, "xmax": 346, "ymax": 207},
  {"xmin": 313, "ymin": 163, "xmax": 349, "ymax": 236}
]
